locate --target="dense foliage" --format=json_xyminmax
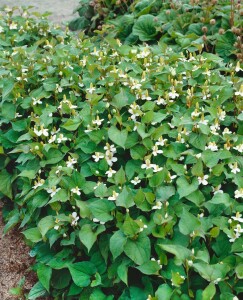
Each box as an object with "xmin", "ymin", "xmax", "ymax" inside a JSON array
[
  {"xmin": 0, "ymin": 4, "xmax": 243, "ymax": 300},
  {"xmin": 69, "ymin": 0, "xmax": 243, "ymax": 62}
]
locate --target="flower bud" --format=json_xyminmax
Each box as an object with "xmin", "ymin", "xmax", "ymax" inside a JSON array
[
  {"xmin": 210, "ymin": 19, "xmax": 216, "ymax": 25},
  {"xmin": 202, "ymin": 26, "xmax": 208, "ymax": 33},
  {"xmin": 218, "ymin": 28, "xmax": 225, "ymax": 34}
]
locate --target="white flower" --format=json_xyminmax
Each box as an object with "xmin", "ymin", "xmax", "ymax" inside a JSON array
[
  {"xmin": 54, "ymin": 225, "xmax": 60, "ymax": 230},
  {"xmin": 232, "ymin": 212, "xmax": 243, "ymax": 223},
  {"xmin": 222, "ymin": 128, "xmax": 232, "ymax": 135},
  {"xmin": 213, "ymin": 278, "xmax": 221, "ymax": 284},
  {"xmin": 205, "ymin": 142, "xmax": 218, "ymax": 151},
  {"xmin": 92, "ymin": 152, "xmax": 105, "ymax": 162},
  {"xmin": 15, "ymin": 112, "xmax": 22, "ymax": 118},
  {"xmin": 128, "ymin": 103, "xmax": 140, "ymax": 120},
  {"xmin": 71, "ymin": 212, "xmax": 79, "ymax": 226},
  {"xmin": 71, "ymin": 186, "xmax": 81, "ymax": 196},
  {"xmin": 168, "ymin": 87, "xmax": 179, "ymax": 99},
  {"xmin": 235, "ymin": 85, "xmax": 243, "ymax": 97},
  {"xmin": 9, "ymin": 22, "xmax": 17, "ymax": 30},
  {"xmin": 104, "ymin": 143, "xmax": 116, "ymax": 154},
  {"xmin": 105, "ymin": 152, "xmax": 117, "ymax": 166},
  {"xmin": 46, "ymin": 186, "xmax": 61, "ymax": 197},
  {"xmin": 212, "ymin": 185, "xmax": 223, "ymax": 195},
  {"xmin": 131, "ymin": 177, "xmax": 141, "ymax": 185},
  {"xmin": 92, "ymin": 116, "xmax": 104, "ymax": 126},
  {"xmin": 218, "ymin": 110, "xmax": 226, "ymax": 121},
  {"xmin": 152, "ymin": 201, "xmax": 162, "ymax": 210},
  {"xmin": 228, "ymin": 232, "xmax": 240, "ymax": 243},
  {"xmin": 106, "ymin": 168, "xmax": 116, "ymax": 178},
  {"xmin": 34, "ymin": 125, "xmax": 49, "ymax": 137},
  {"xmin": 152, "ymin": 165, "xmax": 163, "ymax": 173},
  {"xmin": 156, "ymin": 136, "xmax": 168, "ymax": 146},
  {"xmin": 199, "ymin": 118, "xmax": 209, "ymax": 125},
  {"xmin": 66, "ymin": 156, "xmax": 77, "ymax": 169},
  {"xmin": 86, "ymin": 83, "xmax": 96, "ymax": 94},
  {"xmin": 235, "ymin": 61, "xmax": 242, "ymax": 72},
  {"xmin": 234, "ymin": 224, "xmax": 243, "ymax": 233},
  {"xmin": 32, "ymin": 98, "xmax": 42, "ymax": 105},
  {"xmin": 48, "ymin": 134, "xmax": 56, "ymax": 144},
  {"xmin": 235, "ymin": 188, "xmax": 243, "ymax": 199},
  {"xmin": 141, "ymin": 90, "xmax": 152, "ymax": 101},
  {"xmin": 229, "ymin": 162, "xmax": 240, "ymax": 174},
  {"xmin": 210, "ymin": 122, "xmax": 220, "ymax": 135},
  {"xmin": 152, "ymin": 145, "xmax": 163, "ymax": 156},
  {"xmin": 191, "ymin": 109, "xmax": 201, "ymax": 118},
  {"xmin": 141, "ymin": 159, "xmax": 155, "ymax": 170},
  {"xmin": 131, "ymin": 79, "xmax": 142, "ymax": 90},
  {"xmin": 233, "ymin": 143, "xmax": 243, "ymax": 153},
  {"xmin": 56, "ymin": 166, "xmax": 63, "ymax": 174},
  {"xmin": 108, "ymin": 191, "xmax": 119, "ymax": 201},
  {"xmin": 57, "ymin": 134, "xmax": 68, "ymax": 143},
  {"xmin": 93, "ymin": 218, "xmax": 105, "ymax": 225},
  {"xmin": 233, "ymin": 296, "xmax": 239, "ymax": 300},
  {"xmin": 136, "ymin": 48, "xmax": 150, "ymax": 58},
  {"xmin": 33, "ymin": 178, "xmax": 45, "ymax": 189},
  {"xmin": 155, "ymin": 96, "xmax": 166, "ymax": 105},
  {"xmin": 198, "ymin": 175, "xmax": 209, "ymax": 185}
]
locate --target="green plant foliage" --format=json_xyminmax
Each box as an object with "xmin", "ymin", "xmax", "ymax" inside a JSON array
[
  {"xmin": 70, "ymin": 0, "xmax": 242, "ymax": 61},
  {"xmin": 0, "ymin": 5, "xmax": 243, "ymax": 300}
]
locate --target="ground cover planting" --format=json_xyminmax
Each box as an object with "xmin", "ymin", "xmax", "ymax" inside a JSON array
[{"xmin": 0, "ymin": 2, "xmax": 243, "ymax": 300}]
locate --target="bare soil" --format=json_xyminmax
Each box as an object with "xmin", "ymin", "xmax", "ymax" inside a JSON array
[{"xmin": 0, "ymin": 207, "xmax": 38, "ymax": 299}]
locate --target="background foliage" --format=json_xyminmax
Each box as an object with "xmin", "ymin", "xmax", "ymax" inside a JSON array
[
  {"xmin": 69, "ymin": 0, "xmax": 243, "ymax": 62},
  {"xmin": 0, "ymin": 2, "xmax": 243, "ymax": 300}
]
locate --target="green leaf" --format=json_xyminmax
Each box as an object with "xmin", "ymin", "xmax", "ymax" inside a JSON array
[
  {"xmin": 179, "ymin": 208, "xmax": 201, "ymax": 235},
  {"xmin": 215, "ymin": 31, "xmax": 235, "ymax": 59},
  {"xmin": 202, "ymin": 150, "xmax": 231, "ymax": 168},
  {"xmin": 171, "ymin": 271, "xmax": 185, "ymax": 287},
  {"xmin": 122, "ymin": 215, "xmax": 140, "ymax": 237},
  {"xmin": 62, "ymin": 118, "xmax": 81, "ymax": 131},
  {"xmin": 155, "ymin": 284, "xmax": 173, "ymax": 300},
  {"xmin": 156, "ymin": 186, "xmax": 175, "ymax": 202},
  {"xmin": 202, "ymin": 283, "xmax": 216, "ymax": 300},
  {"xmin": 207, "ymin": 193, "xmax": 231, "ymax": 207},
  {"xmin": 235, "ymin": 264, "xmax": 243, "ymax": 279},
  {"xmin": 0, "ymin": 169, "xmax": 13, "ymax": 199},
  {"xmin": 124, "ymin": 233, "xmax": 151, "ymax": 265},
  {"xmin": 158, "ymin": 244, "xmax": 191, "ymax": 261},
  {"xmin": 136, "ymin": 260, "xmax": 160, "ymax": 275},
  {"xmin": 18, "ymin": 169, "xmax": 36, "ymax": 179},
  {"xmin": 68, "ymin": 262, "xmax": 96, "ymax": 287},
  {"xmin": 114, "ymin": 167, "xmax": 126, "ymax": 185},
  {"xmin": 110, "ymin": 230, "xmax": 127, "ymax": 259},
  {"xmin": 28, "ymin": 282, "xmax": 47, "ymax": 299},
  {"xmin": 116, "ymin": 186, "xmax": 134, "ymax": 208},
  {"xmin": 79, "ymin": 224, "xmax": 97, "ymax": 252},
  {"xmin": 2, "ymin": 79, "xmax": 14, "ymax": 101},
  {"xmin": 133, "ymin": 14, "xmax": 158, "ymax": 41},
  {"xmin": 37, "ymin": 264, "xmax": 52, "ymax": 292},
  {"xmin": 176, "ymin": 176, "xmax": 199, "ymax": 199},
  {"xmin": 3, "ymin": 212, "xmax": 20, "ymax": 234},
  {"xmin": 108, "ymin": 126, "xmax": 127, "ymax": 149},
  {"xmin": 193, "ymin": 262, "xmax": 230, "ymax": 282},
  {"xmin": 111, "ymin": 88, "xmax": 135, "ymax": 109},
  {"xmin": 1, "ymin": 102, "xmax": 16, "ymax": 120},
  {"xmin": 22, "ymin": 227, "xmax": 42, "ymax": 243},
  {"xmin": 88, "ymin": 199, "xmax": 115, "ymax": 222},
  {"xmin": 38, "ymin": 216, "xmax": 55, "ymax": 237}
]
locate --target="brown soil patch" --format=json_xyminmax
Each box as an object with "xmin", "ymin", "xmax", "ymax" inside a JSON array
[{"xmin": 0, "ymin": 206, "xmax": 38, "ymax": 299}]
